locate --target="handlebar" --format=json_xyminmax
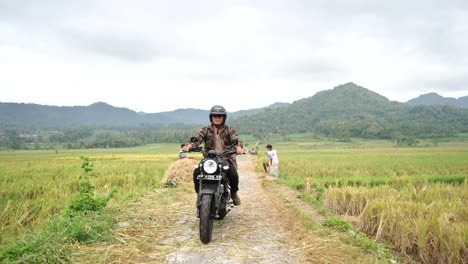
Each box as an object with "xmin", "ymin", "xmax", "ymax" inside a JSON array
[
  {"xmin": 186, "ymin": 145, "xmax": 239, "ymax": 159},
  {"xmin": 184, "ymin": 136, "xmax": 241, "ymax": 156},
  {"xmin": 187, "ymin": 145, "xmax": 203, "ymax": 153}
]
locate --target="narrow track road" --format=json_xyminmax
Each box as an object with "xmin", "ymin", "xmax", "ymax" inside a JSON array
[{"xmin": 161, "ymin": 155, "xmax": 300, "ymax": 263}]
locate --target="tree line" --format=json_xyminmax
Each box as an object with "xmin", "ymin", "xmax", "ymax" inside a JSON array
[
  {"xmin": 1, "ymin": 83, "xmax": 467, "ymax": 150},
  {"xmin": 0, "ymin": 124, "xmax": 198, "ymax": 150}
]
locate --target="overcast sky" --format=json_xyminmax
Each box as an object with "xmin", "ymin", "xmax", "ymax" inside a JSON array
[{"xmin": 1, "ymin": 0, "xmax": 467, "ymax": 113}]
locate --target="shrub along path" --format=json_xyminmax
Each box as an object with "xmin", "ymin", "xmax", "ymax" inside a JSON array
[{"xmin": 72, "ymin": 155, "xmax": 389, "ymax": 263}]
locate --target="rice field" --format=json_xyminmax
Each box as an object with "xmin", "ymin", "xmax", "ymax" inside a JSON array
[
  {"xmin": 0, "ymin": 144, "xmax": 183, "ymax": 242},
  {"xmin": 1, "ymin": 137, "xmax": 467, "ymax": 263},
  {"xmin": 266, "ymin": 139, "xmax": 468, "ymax": 263}
]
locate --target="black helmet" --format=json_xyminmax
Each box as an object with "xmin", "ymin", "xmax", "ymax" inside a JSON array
[{"xmin": 209, "ymin": 105, "xmax": 227, "ymax": 124}]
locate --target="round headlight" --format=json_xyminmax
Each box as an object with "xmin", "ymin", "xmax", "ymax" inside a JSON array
[{"xmin": 203, "ymin": 159, "xmax": 217, "ymax": 174}]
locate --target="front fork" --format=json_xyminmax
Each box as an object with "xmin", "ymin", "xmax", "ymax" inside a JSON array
[
  {"xmin": 196, "ymin": 180, "xmax": 221, "ymax": 218},
  {"xmin": 196, "ymin": 179, "xmax": 232, "ymax": 218}
]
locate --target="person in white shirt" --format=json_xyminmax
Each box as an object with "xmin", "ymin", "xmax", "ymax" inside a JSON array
[{"xmin": 264, "ymin": 144, "xmax": 279, "ymax": 176}]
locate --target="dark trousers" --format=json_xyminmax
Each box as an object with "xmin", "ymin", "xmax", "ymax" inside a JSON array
[{"xmin": 193, "ymin": 159, "xmax": 239, "ymax": 194}]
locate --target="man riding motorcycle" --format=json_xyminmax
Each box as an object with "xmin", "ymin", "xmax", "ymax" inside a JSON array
[{"xmin": 183, "ymin": 105, "xmax": 243, "ymax": 205}]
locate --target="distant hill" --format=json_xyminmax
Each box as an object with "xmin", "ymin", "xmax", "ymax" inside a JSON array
[
  {"xmin": 406, "ymin": 93, "xmax": 468, "ymax": 108},
  {"xmin": 140, "ymin": 108, "xmax": 209, "ymax": 125},
  {"xmin": 2, "ymin": 83, "xmax": 467, "ymax": 139},
  {"xmin": 231, "ymin": 83, "xmax": 468, "ymax": 138},
  {"xmin": 0, "ymin": 102, "xmax": 278, "ymax": 128},
  {"xmin": 229, "ymin": 102, "xmax": 289, "ymax": 118},
  {"xmin": 0, "ymin": 102, "xmax": 209, "ymax": 127}
]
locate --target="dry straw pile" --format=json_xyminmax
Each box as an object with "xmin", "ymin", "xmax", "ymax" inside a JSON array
[{"xmin": 162, "ymin": 158, "xmax": 198, "ymax": 184}]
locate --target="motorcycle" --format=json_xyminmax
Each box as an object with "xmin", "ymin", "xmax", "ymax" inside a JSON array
[{"xmin": 187, "ymin": 137, "xmax": 238, "ymax": 244}]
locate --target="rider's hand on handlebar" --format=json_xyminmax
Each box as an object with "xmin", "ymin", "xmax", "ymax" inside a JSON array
[
  {"xmin": 182, "ymin": 143, "xmax": 192, "ymax": 152},
  {"xmin": 236, "ymin": 145, "xmax": 243, "ymax": 155}
]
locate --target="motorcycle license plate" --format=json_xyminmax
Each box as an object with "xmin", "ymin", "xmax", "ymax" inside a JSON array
[{"xmin": 197, "ymin": 174, "xmax": 222, "ymax": 180}]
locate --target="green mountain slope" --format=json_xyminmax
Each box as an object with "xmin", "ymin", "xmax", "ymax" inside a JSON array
[
  {"xmin": 406, "ymin": 93, "xmax": 468, "ymax": 108},
  {"xmin": 1, "ymin": 83, "xmax": 467, "ymax": 139},
  {"xmin": 0, "ymin": 102, "xmax": 209, "ymax": 127},
  {"xmin": 231, "ymin": 83, "xmax": 468, "ymax": 139}
]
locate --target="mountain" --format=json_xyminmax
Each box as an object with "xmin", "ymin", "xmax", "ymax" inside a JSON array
[
  {"xmin": 0, "ymin": 102, "xmax": 156, "ymax": 127},
  {"xmin": 0, "ymin": 102, "xmax": 278, "ymax": 128},
  {"xmin": 229, "ymin": 102, "xmax": 289, "ymax": 118},
  {"xmin": 406, "ymin": 93, "xmax": 468, "ymax": 108},
  {"xmin": 2, "ymin": 83, "xmax": 467, "ymax": 139},
  {"xmin": 140, "ymin": 108, "xmax": 209, "ymax": 125},
  {"xmin": 230, "ymin": 82, "xmax": 468, "ymax": 138}
]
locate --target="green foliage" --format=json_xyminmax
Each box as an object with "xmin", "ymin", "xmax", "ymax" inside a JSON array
[
  {"xmin": 55, "ymin": 212, "xmax": 115, "ymax": 243},
  {"xmin": 309, "ymin": 174, "xmax": 467, "ymax": 189},
  {"xmin": 0, "ymin": 230, "xmax": 70, "ymax": 264},
  {"xmin": 407, "ymin": 92, "xmax": 468, "ymax": 108},
  {"xmin": 0, "ymin": 102, "xmax": 209, "ymax": 127},
  {"xmin": 276, "ymin": 175, "xmax": 305, "ymax": 191},
  {"xmin": 65, "ymin": 156, "xmax": 116, "ymax": 218},
  {"xmin": 2, "ymin": 83, "xmax": 467, "ymax": 150},
  {"xmin": 232, "ymin": 83, "xmax": 468, "ymax": 139},
  {"xmin": 67, "ymin": 182, "xmax": 99, "ymax": 213},
  {"xmin": 0, "ymin": 210, "xmax": 115, "ymax": 263},
  {"xmin": 0, "ymin": 156, "xmax": 118, "ymax": 263},
  {"xmin": 80, "ymin": 155, "xmax": 94, "ymax": 174},
  {"xmin": 0, "ymin": 123, "xmax": 200, "ymax": 150},
  {"xmin": 323, "ymin": 217, "xmax": 353, "ymax": 232}
]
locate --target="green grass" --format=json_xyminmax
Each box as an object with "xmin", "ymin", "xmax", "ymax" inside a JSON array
[{"xmin": 276, "ymin": 145, "xmax": 468, "ymax": 179}]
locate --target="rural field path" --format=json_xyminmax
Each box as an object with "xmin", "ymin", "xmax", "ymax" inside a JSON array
[
  {"xmin": 159, "ymin": 155, "xmax": 301, "ymax": 263},
  {"xmin": 74, "ymin": 155, "xmax": 377, "ymax": 263}
]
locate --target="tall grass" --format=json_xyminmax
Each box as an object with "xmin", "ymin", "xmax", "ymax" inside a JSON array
[
  {"xmin": 0, "ymin": 144, "xmax": 181, "ymax": 241},
  {"xmin": 277, "ymin": 147, "xmax": 468, "ymax": 179},
  {"xmin": 323, "ymin": 184, "xmax": 467, "ymax": 263},
  {"xmin": 268, "ymin": 141, "xmax": 468, "ymax": 263}
]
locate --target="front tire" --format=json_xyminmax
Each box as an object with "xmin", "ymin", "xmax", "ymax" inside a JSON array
[{"xmin": 199, "ymin": 194, "xmax": 213, "ymax": 244}]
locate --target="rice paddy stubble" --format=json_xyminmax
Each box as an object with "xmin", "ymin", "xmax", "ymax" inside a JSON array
[
  {"xmin": 0, "ymin": 146, "xmax": 178, "ymax": 241},
  {"xmin": 272, "ymin": 143, "xmax": 468, "ymax": 263}
]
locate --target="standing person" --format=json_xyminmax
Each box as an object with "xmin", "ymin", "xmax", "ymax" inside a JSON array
[
  {"xmin": 179, "ymin": 144, "xmax": 187, "ymax": 159},
  {"xmin": 265, "ymin": 144, "xmax": 279, "ymax": 176},
  {"xmin": 182, "ymin": 105, "xmax": 243, "ymax": 205}
]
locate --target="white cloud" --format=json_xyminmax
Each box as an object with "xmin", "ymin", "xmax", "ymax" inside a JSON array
[{"xmin": 1, "ymin": 0, "xmax": 467, "ymax": 113}]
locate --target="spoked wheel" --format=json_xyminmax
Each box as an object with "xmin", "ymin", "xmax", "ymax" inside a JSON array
[{"xmin": 199, "ymin": 194, "xmax": 214, "ymax": 244}]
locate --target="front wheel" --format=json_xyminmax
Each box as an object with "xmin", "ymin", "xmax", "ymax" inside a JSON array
[{"xmin": 199, "ymin": 194, "xmax": 213, "ymax": 244}]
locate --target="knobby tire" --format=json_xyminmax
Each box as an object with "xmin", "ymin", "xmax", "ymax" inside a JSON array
[{"xmin": 199, "ymin": 194, "xmax": 213, "ymax": 244}]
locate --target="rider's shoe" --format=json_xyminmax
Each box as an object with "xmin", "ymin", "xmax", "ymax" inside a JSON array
[{"xmin": 232, "ymin": 192, "xmax": 241, "ymax": 206}]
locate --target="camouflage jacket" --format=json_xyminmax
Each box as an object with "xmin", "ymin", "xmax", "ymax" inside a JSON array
[{"xmin": 191, "ymin": 123, "xmax": 240, "ymax": 167}]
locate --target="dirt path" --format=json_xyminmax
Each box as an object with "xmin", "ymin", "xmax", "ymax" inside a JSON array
[
  {"xmin": 73, "ymin": 155, "xmax": 381, "ymax": 263},
  {"xmin": 159, "ymin": 155, "xmax": 301, "ymax": 263}
]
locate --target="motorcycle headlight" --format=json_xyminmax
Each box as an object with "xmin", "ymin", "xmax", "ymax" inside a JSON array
[{"xmin": 202, "ymin": 159, "xmax": 218, "ymax": 174}]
